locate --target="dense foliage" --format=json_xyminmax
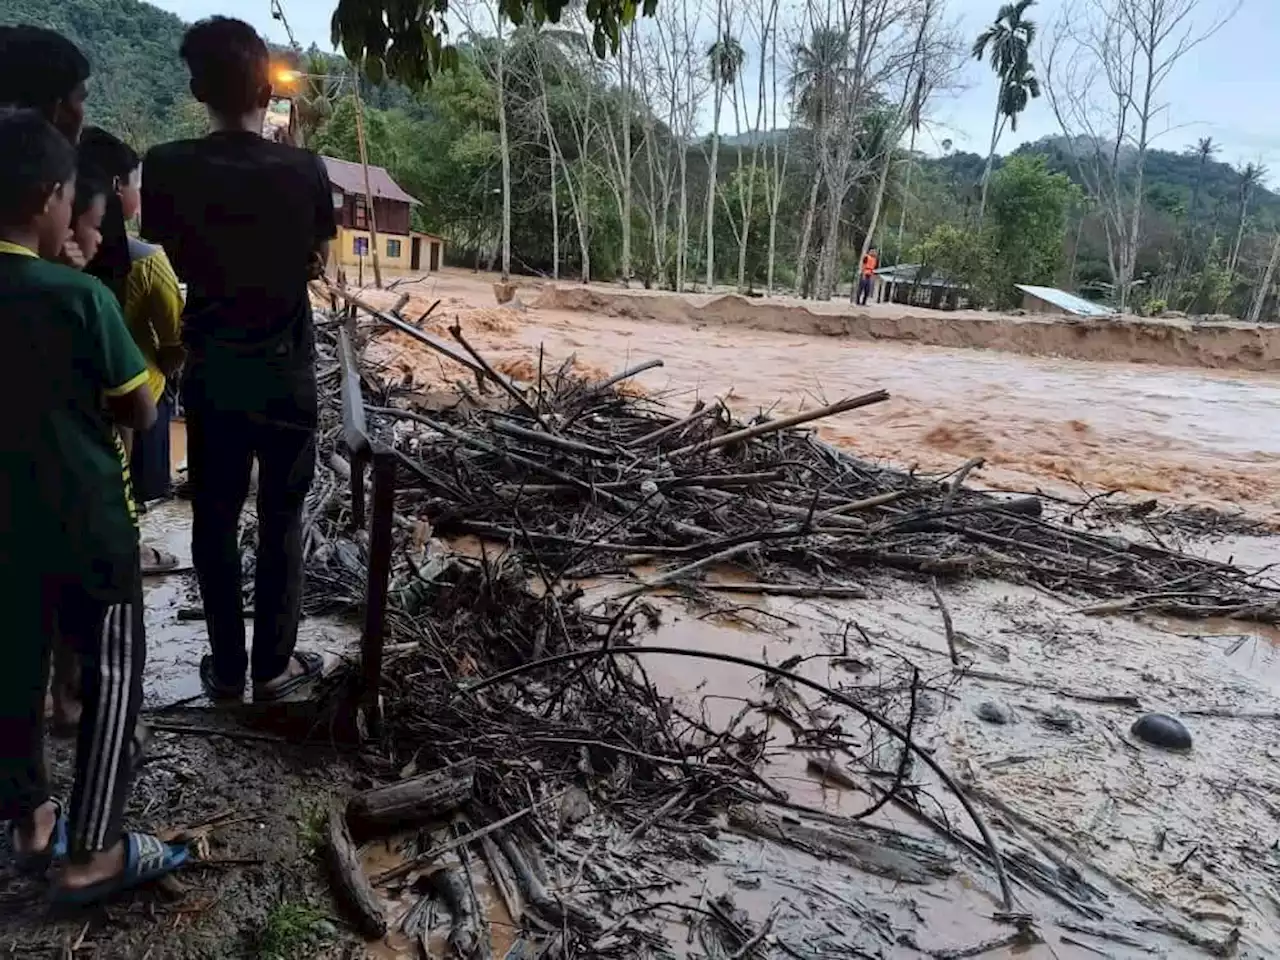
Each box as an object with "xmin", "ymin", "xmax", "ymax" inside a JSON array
[{"xmin": 5, "ymin": 0, "xmax": 1279, "ymax": 318}]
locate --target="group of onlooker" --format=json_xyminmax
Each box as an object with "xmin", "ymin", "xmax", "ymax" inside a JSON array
[{"xmin": 0, "ymin": 15, "xmax": 337, "ymax": 902}]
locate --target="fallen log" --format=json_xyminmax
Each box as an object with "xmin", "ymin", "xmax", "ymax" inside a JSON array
[
  {"xmin": 346, "ymin": 757, "xmax": 476, "ymax": 837},
  {"xmin": 325, "ymin": 808, "xmax": 386, "ymax": 939}
]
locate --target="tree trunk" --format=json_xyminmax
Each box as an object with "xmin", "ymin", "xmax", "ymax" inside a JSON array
[
  {"xmin": 1248, "ymin": 232, "xmax": 1280, "ymax": 322},
  {"xmin": 621, "ymin": 24, "xmax": 634, "ymax": 285},
  {"xmin": 347, "ymin": 759, "xmax": 476, "ymax": 838},
  {"xmin": 851, "ymin": 144, "xmax": 894, "ymax": 302},
  {"xmin": 817, "ymin": 182, "xmax": 845, "ymax": 300},
  {"xmin": 892, "ymin": 124, "xmax": 918, "ymax": 303},
  {"xmin": 496, "ymin": 33, "xmax": 512, "ymax": 281},
  {"xmin": 977, "ymin": 94, "xmax": 1002, "ymax": 225},
  {"xmin": 705, "ymin": 96, "xmax": 722, "ymax": 290},
  {"xmin": 549, "ymin": 139, "xmax": 560, "ymax": 280},
  {"xmin": 795, "ymin": 172, "xmax": 822, "ymax": 298},
  {"xmin": 677, "ymin": 145, "xmax": 688, "ymax": 292}
]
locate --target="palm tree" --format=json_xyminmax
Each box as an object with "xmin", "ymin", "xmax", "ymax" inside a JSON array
[
  {"xmin": 790, "ymin": 27, "xmax": 849, "ymax": 129},
  {"xmin": 704, "ymin": 32, "xmax": 745, "ymax": 288},
  {"xmin": 1175, "ymin": 137, "xmax": 1218, "ymax": 288},
  {"xmin": 789, "ymin": 26, "xmax": 849, "ymax": 296},
  {"xmin": 1228, "ymin": 161, "xmax": 1267, "ymax": 277},
  {"xmin": 972, "ymin": 0, "xmax": 1040, "ymax": 222}
]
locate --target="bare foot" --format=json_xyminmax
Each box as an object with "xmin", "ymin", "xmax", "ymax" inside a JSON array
[
  {"xmin": 11, "ymin": 800, "xmax": 57, "ymax": 857},
  {"xmin": 58, "ymin": 840, "xmax": 126, "ymax": 890}
]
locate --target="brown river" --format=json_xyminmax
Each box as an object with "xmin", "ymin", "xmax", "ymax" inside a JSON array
[{"xmin": 366, "ymin": 272, "xmax": 1280, "ymax": 523}]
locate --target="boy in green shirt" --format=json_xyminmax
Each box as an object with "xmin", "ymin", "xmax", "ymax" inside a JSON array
[{"xmin": 0, "ymin": 110, "xmax": 188, "ymax": 902}]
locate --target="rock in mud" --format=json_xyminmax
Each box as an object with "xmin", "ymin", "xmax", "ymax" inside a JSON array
[
  {"xmin": 1039, "ymin": 706, "xmax": 1083, "ymax": 733},
  {"xmin": 975, "ymin": 699, "xmax": 1015, "ymax": 725},
  {"xmin": 1131, "ymin": 712, "xmax": 1192, "ymax": 751}
]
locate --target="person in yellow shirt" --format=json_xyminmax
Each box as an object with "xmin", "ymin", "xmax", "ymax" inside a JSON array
[{"xmin": 79, "ymin": 128, "xmax": 185, "ymax": 574}]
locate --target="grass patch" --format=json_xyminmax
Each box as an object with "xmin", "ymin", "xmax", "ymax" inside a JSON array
[
  {"xmin": 296, "ymin": 802, "xmax": 329, "ymax": 859},
  {"xmin": 256, "ymin": 901, "xmax": 332, "ymax": 960}
]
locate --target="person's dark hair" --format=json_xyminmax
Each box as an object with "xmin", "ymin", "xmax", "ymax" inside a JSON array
[
  {"xmin": 180, "ymin": 16, "xmax": 270, "ymax": 117},
  {"xmin": 0, "ymin": 108, "xmax": 76, "ymax": 226},
  {"xmin": 0, "ymin": 26, "xmax": 90, "ymax": 114},
  {"xmin": 72, "ymin": 163, "xmax": 110, "ymax": 221},
  {"xmin": 78, "ymin": 126, "xmax": 140, "ymax": 181},
  {"xmin": 77, "ymin": 127, "xmax": 137, "ymax": 301}
]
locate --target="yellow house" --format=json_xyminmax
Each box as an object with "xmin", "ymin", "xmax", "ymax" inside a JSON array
[{"xmin": 322, "ymin": 156, "xmax": 445, "ymax": 273}]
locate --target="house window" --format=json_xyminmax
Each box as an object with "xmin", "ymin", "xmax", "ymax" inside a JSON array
[
  {"xmin": 353, "ymin": 197, "xmax": 368, "ymax": 229},
  {"xmin": 387, "ymin": 238, "xmax": 402, "ymax": 259}
]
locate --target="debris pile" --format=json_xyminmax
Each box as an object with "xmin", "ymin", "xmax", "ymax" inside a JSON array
[{"xmin": 279, "ymin": 302, "xmax": 1278, "ymax": 955}]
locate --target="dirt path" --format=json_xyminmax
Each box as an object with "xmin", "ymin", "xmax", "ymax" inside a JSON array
[{"xmin": 363, "ymin": 271, "xmax": 1280, "ymax": 522}]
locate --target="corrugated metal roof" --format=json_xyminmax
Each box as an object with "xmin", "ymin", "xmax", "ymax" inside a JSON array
[
  {"xmin": 1015, "ymin": 284, "xmax": 1116, "ymax": 318},
  {"xmin": 321, "ymin": 156, "xmax": 420, "ymax": 206},
  {"xmin": 873, "ymin": 263, "xmax": 964, "ymax": 289}
]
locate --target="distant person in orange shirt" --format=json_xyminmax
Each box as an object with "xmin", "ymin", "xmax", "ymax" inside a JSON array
[{"xmin": 857, "ymin": 248, "xmax": 878, "ymax": 306}]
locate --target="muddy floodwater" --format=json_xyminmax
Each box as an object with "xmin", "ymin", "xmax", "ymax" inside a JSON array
[{"xmin": 364, "ymin": 272, "xmax": 1280, "ymax": 522}]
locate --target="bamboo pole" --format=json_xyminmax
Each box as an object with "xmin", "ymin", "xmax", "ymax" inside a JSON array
[{"xmin": 669, "ymin": 391, "xmax": 889, "ymax": 458}]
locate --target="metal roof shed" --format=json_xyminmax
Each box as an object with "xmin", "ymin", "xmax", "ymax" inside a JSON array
[{"xmin": 1015, "ymin": 284, "xmax": 1117, "ymax": 318}]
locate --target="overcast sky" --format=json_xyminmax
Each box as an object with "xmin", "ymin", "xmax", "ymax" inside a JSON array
[{"xmin": 153, "ymin": 0, "xmax": 1277, "ymax": 177}]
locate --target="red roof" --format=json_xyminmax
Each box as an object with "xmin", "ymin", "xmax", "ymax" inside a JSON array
[{"xmin": 321, "ymin": 156, "xmax": 420, "ymax": 206}]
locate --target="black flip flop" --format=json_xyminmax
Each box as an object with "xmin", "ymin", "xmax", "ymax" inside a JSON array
[
  {"xmin": 252, "ymin": 651, "xmax": 325, "ymax": 703},
  {"xmin": 199, "ymin": 656, "xmax": 245, "ymax": 702}
]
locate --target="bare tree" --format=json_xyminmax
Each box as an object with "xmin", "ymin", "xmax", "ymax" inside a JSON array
[
  {"xmin": 719, "ymin": 0, "xmax": 780, "ymax": 292},
  {"xmin": 1045, "ymin": 0, "xmax": 1240, "ymax": 312},
  {"xmin": 807, "ymin": 0, "xmax": 925, "ymax": 300},
  {"xmin": 460, "ymin": 0, "xmax": 514, "ymax": 281},
  {"xmin": 705, "ymin": 0, "xmax": 744, "ymax": 290},
  {"xmin": 633, "ymin": 9, "xmax": 706, "ymax": 288},
  {"xmin": 854, "ymin": 0, "xmax": 960, "ymax": 300},
  {"xmin": 596, "ymin": 24, "xmax": 640, "ymax": 285},
  {"xmin": 1248, "ymin": 232, "xmax": 1280, "ymax": 323},
  {"xmin": 544, "ymin": 23, "xmax": 604, "ymax": 282},
  {"xmin": 760, "ymin": 0, "xmax": 795, "ymax": 294}
]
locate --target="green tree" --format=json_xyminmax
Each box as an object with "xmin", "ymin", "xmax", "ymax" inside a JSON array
[
  {"xmin": 329, "ymin": 0, "xmax": 656, "ymax": 86},
  {"xmin": 911, "ymin": 224, "xmax": 996, "ymax": 302},
  {"xmin": 972, "ymin": 0, "xmax": 1040, "ymax": 222},
  {"xmin": 985, "ymin": 154, "xmax": 1077, "ymax": 305}
]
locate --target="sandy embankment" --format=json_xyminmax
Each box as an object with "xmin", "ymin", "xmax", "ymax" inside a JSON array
[{"xmin": 534, "ymin": 286, "xmax": 1280, "ymax": 372}]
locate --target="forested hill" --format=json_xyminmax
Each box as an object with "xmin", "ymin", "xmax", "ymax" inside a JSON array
[
  {"xmin": 929, "ymin": 137, "xmax": 1280, "ymax": 227},
  {"xmin": 0, "ymin": 0, "xmax": 193, "ymax": 145},
  {"xmin": 8, "ymin": 0, "xmax": 1276, "ymax": 229}
]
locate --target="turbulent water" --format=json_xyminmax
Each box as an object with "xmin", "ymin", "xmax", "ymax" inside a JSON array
[{"xmin": 365, "ymin": 272, "xmax": 1280, "ymax": 522}]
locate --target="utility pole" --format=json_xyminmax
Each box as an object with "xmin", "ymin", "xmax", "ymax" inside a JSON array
[
  {"xmin": 272, "ymin": 0, "xmax": 381, "ymax": 287},
  {"xmin": 351, "ymin": 71, "xmax": 383, "ymax": 288}
]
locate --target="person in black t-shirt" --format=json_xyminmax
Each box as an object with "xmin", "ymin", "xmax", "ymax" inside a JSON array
[{"xmin": 141, "ymin": 17, "xmax": 336, "ymax": 703}]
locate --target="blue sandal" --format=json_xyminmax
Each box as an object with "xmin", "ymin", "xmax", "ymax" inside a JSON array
[
  {"xmin": 53, "ymin": 832, "xmax": 190, "ymax": 906},
  {"xmin": 3, "ymin": 799, "xmax": 68, "ymax": 875}
]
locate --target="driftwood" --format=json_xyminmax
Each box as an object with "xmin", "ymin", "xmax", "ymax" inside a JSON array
[
  {"xmin": 346, "ymin": 757, "xmax": 476, "ymax": 837},
  {"xmin": 429, "ymin": 863, "xmax": 484, "ymax": 959},
  {"xmin": 325, "ymin": 808, "xmax": 386, "ymax": 939}
]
